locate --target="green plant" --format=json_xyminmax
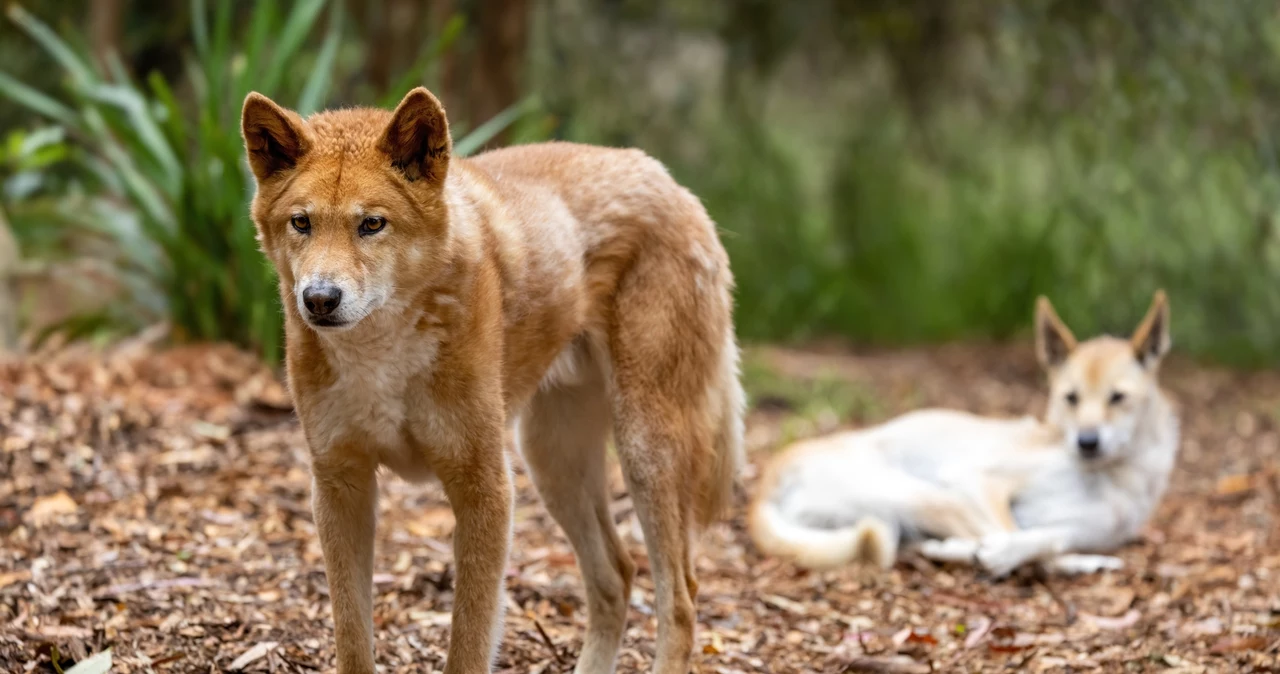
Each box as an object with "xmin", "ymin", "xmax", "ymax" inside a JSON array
[{"xmin": 0, "ymin": 1, "xmax": 533, "ymax": 361}]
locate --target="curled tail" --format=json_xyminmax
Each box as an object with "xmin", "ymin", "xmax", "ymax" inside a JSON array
[
  {"xmin": 694, "ymin": 334, "xmax": 747, "ymax": 528},
  {"xmin": 749, "ymin": 498, "xmax": 900, "ymax": 570}
]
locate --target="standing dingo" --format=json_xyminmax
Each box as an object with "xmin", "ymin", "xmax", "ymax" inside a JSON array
[{"xmin": 241, "ymin": 88, "xmax": 744, "ymax": 674}]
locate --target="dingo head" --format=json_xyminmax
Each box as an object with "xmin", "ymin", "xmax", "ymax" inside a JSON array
[
  {"xmin": 240, "ymin": 88, "xmax": 452, "ymax": 332},
  {"xmin": 1036, "ymin": 291, "xmax": 1171, "ymax": 464}
]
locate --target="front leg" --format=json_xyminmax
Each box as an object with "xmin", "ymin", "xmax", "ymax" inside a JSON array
[
  {"xmin": 436, "ymin": 432, "xmax": 514, "ymax": 674},
  {"xmin": 1043, "ymin": 553, "xmax": 1125, "ymax": 575},
  {"xmin": 312, "ymin": 454, "xmax": 379, "ymax": 674},
  {"xmin": 976, "ymin": 527, "xmax": 1071, "ymax": 578}
]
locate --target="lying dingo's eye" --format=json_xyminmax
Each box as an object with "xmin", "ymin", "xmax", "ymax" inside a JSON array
[
  {"xmin": 1109, "ymin": 391, "xmax": 1126, "ymax": 405},
  {"xmin": 359, "ymin": 216, "xmax": 386, "ymax": 236},
  {"xmin": 291, "ymin": 214, "xmax": 311, "ymax": 233},
  {"xmin": 1065, "ymin": 391, "xmax": 1079, "ymax": 406}
]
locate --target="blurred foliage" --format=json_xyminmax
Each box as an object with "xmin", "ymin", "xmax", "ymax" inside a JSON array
[
  {"xmin": 0, "ymin": 0, "xmax": 535, "ymax": 361},
  {"xmin": 538, "ymin": 0, "xmax": 1280, "ymax": 367},
  {"xmin": 1, "ymin": 0, "xmax": 1278, "ymax": 367}
]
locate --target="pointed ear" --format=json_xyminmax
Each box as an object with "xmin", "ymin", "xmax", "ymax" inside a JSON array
[
  {"xmin": 1035, "ymin": 296, "xmax": 1077, "ymax": 369},
  {"xmin": 379, "ymin": 87, "xmax": 451, "ymax": 183},
  {"xmin": 1130, "ymin": 289, "xmax": 1171, "ymax": 367},
  {"xmin": 241, "ymin": 92, "xmax": 310, "ymax": 182}
]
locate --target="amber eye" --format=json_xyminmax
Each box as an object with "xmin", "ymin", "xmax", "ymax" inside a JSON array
[
  {"xmin": 1109, "ymin": 391, "xmax": 1126, "ymax": 405},
  {"xmin": 359, "ymin": 216, "xmax": 386, "ymax": 236},
  {"xmin": 291, "ymin": 214, "xmax": 311, "ymax": 233},
  {"xmin": 1065, "ymin": 391, "xmax": 1079, "ymax": 406}
]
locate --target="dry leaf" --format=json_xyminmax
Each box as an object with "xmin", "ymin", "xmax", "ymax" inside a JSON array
[
  {"xmin": 963, "ymin": 616, "xmax": 993, "ymax": 649},
  {"xmin": 1214, "ymin": 474, "xmax": 1252, "ymax": 496},
  {"xmin": 27, "ymin": 491, "xmax": 78, "ymax": 526},
  {"xmin": 841, "ymin": 655, "xmax": 931, "ymax": 673},
  {"xmin": 229, "ymin": 641, "xmax": 278, "ymax": 670},
  {"xmin": 0, "ymin": 569, "xmax": 31, "ymax": 589},
  {"xmin": 1081, "ymin": 609, "xmax": 1140, "ymax": 630},
  {"xmin": 1208, "ymin": 636, "xmax": 1269, "ymax": 654},
  {"xmin": 63, "ymin": 649, "xmax": 112, "ymax": 674}
]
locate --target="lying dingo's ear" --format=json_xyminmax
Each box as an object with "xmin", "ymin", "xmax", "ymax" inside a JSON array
[
  {"xmin": 1130, "ymin": 289, "xmax": 1171, "ymax": 368},
  {"xmin": 241, "ymin": 92, "xmax": 310, "ymax": 182},
  {"xmin": 380, "ymin": 87, "xmax": 452, "ymax": 184},
  {"xmin": 1035, "ymin": 295, "xmax": 1076, "ymax": 369}
]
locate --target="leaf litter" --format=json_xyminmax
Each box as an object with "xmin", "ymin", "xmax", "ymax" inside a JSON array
[{"xmin": 0, "ymin": 340, "xmax": 1278, "ymax": 672}]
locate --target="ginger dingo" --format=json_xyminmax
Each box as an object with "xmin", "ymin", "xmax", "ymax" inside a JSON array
[
  {"xmin": 241, "ymin": 88, "xmax": 744, "ymax": 674},
  {"xmin": 750, "ymin": 292, "xmax": 1179, "ymax": 577}
]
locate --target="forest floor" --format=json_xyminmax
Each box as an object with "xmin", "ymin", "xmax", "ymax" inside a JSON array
[{"xmin": 1, "ymin": 337, "xmax": 1278, "ymax": 673}]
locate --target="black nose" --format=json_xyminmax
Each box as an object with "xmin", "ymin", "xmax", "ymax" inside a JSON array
[
  {"xmin": 302, "ymin": 283, "xmax": 342, "ymax": 317},
  {"xmin": 1077, "ymin": 429, "xmax": 1100, "ymax": 457}
]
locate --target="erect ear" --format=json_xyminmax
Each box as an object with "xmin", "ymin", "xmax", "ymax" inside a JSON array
[
  {"xmin": 379, "ymin": 87, "xmax": 451, "ymax": 183},
  {"xmin": 241, "ymin": 92, "xmax": 310, "ymax": 182},
  {"xmin": 1035, "ymin": 295, "xmax": 1077, "ymax": 369},
  {"xmin": 1130, "ymin": 289, "xmax": 1171, "ymax": 368}
]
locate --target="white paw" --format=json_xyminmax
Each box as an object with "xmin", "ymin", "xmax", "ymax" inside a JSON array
[
  {"xmin": 918, "ymin": 537, "xmax": 980, "ymax": 563},
  {"xmin": 975, "ymin": 533, "xmax": 1026, "ymax": 578},
  {"xmin": 1046, "ymin": 554, "xmax": 1124, "ymax": 575}
]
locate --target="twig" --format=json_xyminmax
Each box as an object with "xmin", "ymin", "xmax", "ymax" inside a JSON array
[
  {"xmin": 1010, "ymin": 646, "xmax": 1039, "ymax": 669},
  {"xmin": 532, "ymin": 618, "xmax": 566, "ymax": 666},
  {"xmin": 1032, "ymin": 567, "xmax": 1076, "ymax": 626},
  {"xmin": 150, "ymin": 652, "xmax": 186, "ymax": 667}
]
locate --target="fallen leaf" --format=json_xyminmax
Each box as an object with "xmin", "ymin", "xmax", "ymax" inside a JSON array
[
  {"xmin": 95, "ymin": 576, "xmax": 216, "ymax": 597},
  {"xmin": 963, "ymin": 616, "xmax": 993, "ymax": 649},
  {"xmin": 0, "ymin": 569, "xmax": 31, "ymax": 589},
  {"xmin": 761, "ymin": 593, "xmax": 807, "ymax": 615},
  {"xmin": 1081, "ymin": 609, "xmax": 1140, "ymax": 630},
  {"xmin": 27, "ymin": 491, "xmax": 78, "ymax": 526},
  {"xmin": 1208, "ymin": 635, "xmax": 1269, "ymax": 654},
  {"xmin": 35, "ymin": 625, "xmax": 93, "ymax": 639},
  {"xmin": 229, "ymin": 641, "xmax": 278, "ymax": 670},
  {"xmin": 841, "ymin": 655, "xmax": 931, "ymax": 673},
  {"xmin": 1183, "ymin": 616, "xmax": 1224, "ymax": 636},
  {"xmin": 191, "ymin": 420, "xmax": 231, "ymax": 442},
  {"xmin": 891, "ymin": 627, "xmax": 937, "ymax": 649},
  {"xmin": 63, "ymin": 649, "xmax": 112, "ymax": 674},
  {"xmin": 1214, "ymin": 474, "xmax": 1252, "ymax": 496}
]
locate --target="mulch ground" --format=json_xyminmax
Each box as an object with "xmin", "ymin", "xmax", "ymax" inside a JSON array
[{"xmin": 1, "ymin": 337, "xmax": 1278, "ymax": 673}]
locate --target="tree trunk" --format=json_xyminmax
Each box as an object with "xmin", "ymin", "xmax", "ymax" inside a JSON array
[
  {"xmin": 349, "ymin": 0, "xmax": 427, "ymax": 94},
  {"xmin": 0, "ymin": 206, "xmax": 20, "ymax": 352},
  {"xmin": 89, "ymin": 0, "xmax": 126, "ymax": 74},
  {"xmin": 469, "ymin": 0, "xmax": 530, "ymax": 146}
]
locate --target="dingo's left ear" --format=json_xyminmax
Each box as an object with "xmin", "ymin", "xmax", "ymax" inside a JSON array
[
  {"xmin": 1130, "ymin": 289, "xmax": 1171, "ymax": 367},
  {"xmin": 1035, "ymin": 296, "xmax": 1077, "ymax": 369},
  {"xmin": 380, "ymin": 87, "xmax": 452, "ymax": 184}
]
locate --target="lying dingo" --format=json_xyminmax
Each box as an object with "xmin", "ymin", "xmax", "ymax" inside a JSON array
[{"xmin": 750, "ymin": 292, "xmax": 1179, "ymax": 577}]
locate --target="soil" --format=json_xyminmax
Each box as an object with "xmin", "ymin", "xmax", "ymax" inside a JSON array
[{"xmin": 1, "ymin": 338, "xmax": 1277, "ymax": 672}]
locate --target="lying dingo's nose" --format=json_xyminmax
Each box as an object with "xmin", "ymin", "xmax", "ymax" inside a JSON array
[
  {"xmin": 1077, "ymin": 429, "xmax": 1101, "ymax": 458},
  {"xmin": 303, "ymin": 283, "xmax": 343, "ymax": 316}
]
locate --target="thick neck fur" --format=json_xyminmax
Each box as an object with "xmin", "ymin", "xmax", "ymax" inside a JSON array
[{"xmin": 1107, "ymin": 388, "xmax": 1180, "ymax": 500}]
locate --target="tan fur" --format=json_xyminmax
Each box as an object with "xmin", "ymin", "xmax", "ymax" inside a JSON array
[
  {"xmin": 750, "ymin": 292, "xmax": 1179, "ymax": 577},
  {"xmin": 242, "ymin": 88, "xmax": 744, "ymax": 674}
]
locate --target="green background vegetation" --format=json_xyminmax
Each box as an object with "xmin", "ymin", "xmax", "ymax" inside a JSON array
[{"xmin": 2, "ymin": 0, "xmax": 1277, "ymax": 366}]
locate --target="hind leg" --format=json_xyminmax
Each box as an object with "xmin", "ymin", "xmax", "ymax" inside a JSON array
[
  {"xmin": 608, "ymin": 331, "xmax": 725, "ymax": 671},
  {"xmin": 601, "ymin": 195, "xmax": 738, "ymax": 672},
  {"xmin": 521, "ymin": 357, "xmax": 635, "ymax": 674},
  {"xmin": 611, "ymin": 408, "xmax": 701, "ymax": 674}
]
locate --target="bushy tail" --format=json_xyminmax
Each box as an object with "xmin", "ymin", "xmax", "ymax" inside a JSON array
[
  {"xmin": 749, "ymin": 499, "xmax": 900, "ymax": 570},
  {"xmin": 694, "ymin": 334, "xmax": 747, "ymax": 528}
]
